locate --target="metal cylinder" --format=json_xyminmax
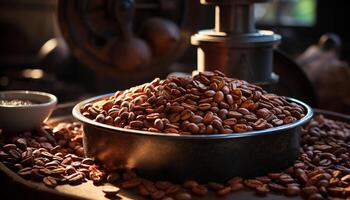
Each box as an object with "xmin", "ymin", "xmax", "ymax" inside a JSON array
[
  {"xmin": 192, "ymin": 0, "xmax": 280, "ymax": 85},
  {"xmin": 215, "ymin": 4, "xmax": 255, "ymax": 34}
]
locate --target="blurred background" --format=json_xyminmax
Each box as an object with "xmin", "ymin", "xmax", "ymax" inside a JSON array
[{"xmin": 0, "ymin": 0, "xmax": 349, "ymax": 114}]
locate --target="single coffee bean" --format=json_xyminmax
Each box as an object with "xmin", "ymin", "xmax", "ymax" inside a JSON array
[
  {"xmin": 285, "ymin": 185, "xmax": 300, "ymax": 196},
  {"xmin": 255, "ymin": 184, "xmax": 270, "ymax": 196},
  {"xmin": 244, "ymin": 179, "xmax": 263, "ymax": 189},
  {"xmin": 183, "ymin": 180, "xmax": 198, "ymax": 189},
  {"xmin": 151, "ymin": 190, "xmax": 165, "ymax": 200},
  {"xmin": 207, "ymin": 182, "xmax": 225, "ymax": 190},
  {"xmin": 174, "ymin": 192, "xmax": 192, "ymax": 200},
  {"xmin": 191, "ymin": 185, "xmax": 208, "ymax": 196},
  {"xmin": 230, "ymin": 183, "xmax": 243, "ymax": 192},
  {"xmin": 155, "ymin": 181, "xmax": 172, "ymax": 190},
  {"xmin": 43, "ymin": 176, "xmax": 57, "ymax": 188}
]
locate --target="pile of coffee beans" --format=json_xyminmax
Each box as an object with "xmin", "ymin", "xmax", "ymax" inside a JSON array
[
  {"xmin": 1, "ymin": 114, "xmax": 349, "ymax": 199},
  {"xmin": 81, "ymin": 70, "xmax": 306, "ymax": 135},
  {"xmin": 0, "ymin": 122, "xmax": 105, "ymax": 188}
]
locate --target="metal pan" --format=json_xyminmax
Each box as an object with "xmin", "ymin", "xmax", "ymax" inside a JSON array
[{"xmin": 72, "ymin": 94, "xmax": 313, "ymax": 182}]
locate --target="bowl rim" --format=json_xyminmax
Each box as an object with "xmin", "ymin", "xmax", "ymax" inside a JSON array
[
  {"xmin": 0, "ymin": 90, "xmax": 57, "ymax": 108},
  {"xmin": 72, "ymin": 93, "xmax": 313, "ymax": 139}
]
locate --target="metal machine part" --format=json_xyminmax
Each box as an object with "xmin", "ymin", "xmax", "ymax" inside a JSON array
[
  {"xmin": 191, "ymin": 0, "xmax": 281, "ymax": 85},
  {"xmin": 58, "ymin": 0, "xmax": 200, "ymax": 80}
]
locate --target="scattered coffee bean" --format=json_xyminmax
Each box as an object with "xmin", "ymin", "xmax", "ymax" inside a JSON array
[{"xmin": 43, "ymin": 176, "xmax": 57, "ymax": 188}]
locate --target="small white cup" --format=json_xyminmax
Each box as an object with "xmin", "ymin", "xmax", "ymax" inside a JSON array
[{"xmin": 0, "ymin": 90, "xmax": 57, "ymax": 132}]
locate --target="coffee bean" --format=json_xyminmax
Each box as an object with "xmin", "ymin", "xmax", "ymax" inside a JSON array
[
  {"xmin": 255, "ymin": 184, "xmax": 269, "ymax": 196},
  {"xmin": 151, "ymin": 190, "xmax": 165, "ymax": 200},
  {"xmin": 244, "ymin": 179, "xmax": 263, "ymax": 189},
  {"xmin": 191, "ymin": 185, "xmax": 207, "ymax": 196},
  {"xmin": 174, "ymin": 192, "xmax": 192, "ymax": 200},
  {"xmin": 285, "ymin": 185, "xmax": 300, "ymax": 196},
  {"xmin": 187, "ymin": 123, "xmax": 199, "ymax": 134},
  {"xmin": 207, "ymin": 182, "xmax": 225, "ymax": 190},
  {"xmin": 67, "ymin": 172, "xmax": 84, "ymax": 184},
  {"xmin": 214, "ymin": 91, "xmax": 224, "ymax": 103},
  {"xmin": 227, "ymin": 176, "xmax": 243, "ymax": 185},
  {"xmin": 43, "ymin": 176, "xmax": 57, "ymax": 188},
  {"xmin": 16, "ymin": 138, "xmax": 27, "ymax": 150},
  {"xmin": 3, "ymin": 144, "xmax": 17, "ymax": 151},
  {"xmin": 17, "ymin": 167, "xmax": 32, "ymax": 177},
  {"xmin": 230, "ymin": 183, "xmax": 243, "ymax": 192},
  {"xmin": 183, "ymin": 180, "xmax": 198, "ymax": 189},
  {"xmin": 155, "ymin": 181, "xmax": 172, "ymax": 190},
  {"xmin": 165, "ymin": 185, "xmax": 180, "ymax": 195},
  {"xmin": 82, "ymin": 158, "xmax": 94, "ymax": 165},
  {"xmin": 233, "ymin": 124, "xmax": 248, "ymax": 133},
  {"xmin": 216, "ymin": 186, "xmax": 232, "ymax": 196}
]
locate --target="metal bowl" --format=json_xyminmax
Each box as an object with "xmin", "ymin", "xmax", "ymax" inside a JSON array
[{"xmin": 72, "ymin": 94, "xmax": 313, "ymax": 182}]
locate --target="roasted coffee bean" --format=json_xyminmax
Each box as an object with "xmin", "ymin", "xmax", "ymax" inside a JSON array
[
  {"xmin": 151, "ymin": 190, "xmax": 165, "ymax": 200},
  {"xmin": 244, "ymin": 179, "xmax": 263, "ymax": 189},
  {"xmin": 228, "ymin": 176, "xmax": 243, "ymax": 185},
  {"xmin": 3, "ymin": 144, "xmax": 17, "ymax": 151},
  {"xmin": 254, "ymin": 184, "xmax": 270, "ymax": 196},
  {"xmin": 230, "ymin": 183, "xmax": 244, "ymax": 192},
  {"xmin": 233, "ymin": 124, "xmax": 248, "ymax": 133},
  {"xmin": 285, "ymin": 185, "xmax": 300, "ymax": 196},
  {"xmin": 174, "ymin": 192, "xmax": 192, "ymax": 200},
  {"xmin": 17, "ymin": 167, "xmax": 32, "ymax": 177},
  {"xmin": 154, "ymin": 119, "xmax": 164, "ymax": 131},
  {"xmin": 16, "ymin": 138, "xmax": 27, "ymax": 150},
  {"xmin": 155, "ymin": 181, "xmax": 172, "ymax": 190},
  {"xmin": 216, "ymin": 186, "xmax": 232, "ymax": 196},
  {"xmin": 183, "ymin": 180, "xmax": 198, "ymax": 189},
  {"xmin": 255, "ymin": 176, "xmax": 271, "ymax": 184},
  {"xmin": 165, "ymin": 185, "xmax": 180, "ymax": 195},
  {"xmin": 207, "ymin": 182, "xmax": 225, "ymax": 190},
  {"xmin": 43, "ymin": 176, "xmax": 57, "ymax": 188},
  {"xmin": 66, "ymin": 172, "xmax": 84, "ymax": 184},
  {"xmin": 187, "ymin": 123, "xmax": 199, "ymax": 134},
  {"xmin": 191, "ymin": 185, "xmax": 208, "ymax": 196}
]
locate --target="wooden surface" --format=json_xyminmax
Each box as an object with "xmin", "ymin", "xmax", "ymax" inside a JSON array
[{"xmin": 0, "ymin": 160, "xmax": 300, "ymax": 200}]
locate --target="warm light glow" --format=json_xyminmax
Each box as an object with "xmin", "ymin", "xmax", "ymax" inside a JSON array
[
  {"xmin": 39, "ymin": 38, "xmax": 58, "ymax": 57},
  {"xmin": 22, "ymin": 69, "xmax": 44, "ymax": 79}
]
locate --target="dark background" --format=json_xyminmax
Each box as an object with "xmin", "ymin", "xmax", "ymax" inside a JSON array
[{"xmin": 0, "ymin": 0, "xmax": 349, "ymax": 104}]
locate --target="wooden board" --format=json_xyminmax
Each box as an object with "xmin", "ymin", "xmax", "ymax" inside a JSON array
[{"xmin": 0, "ymin": 162, "xmax": 299, "ymax": 200}]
